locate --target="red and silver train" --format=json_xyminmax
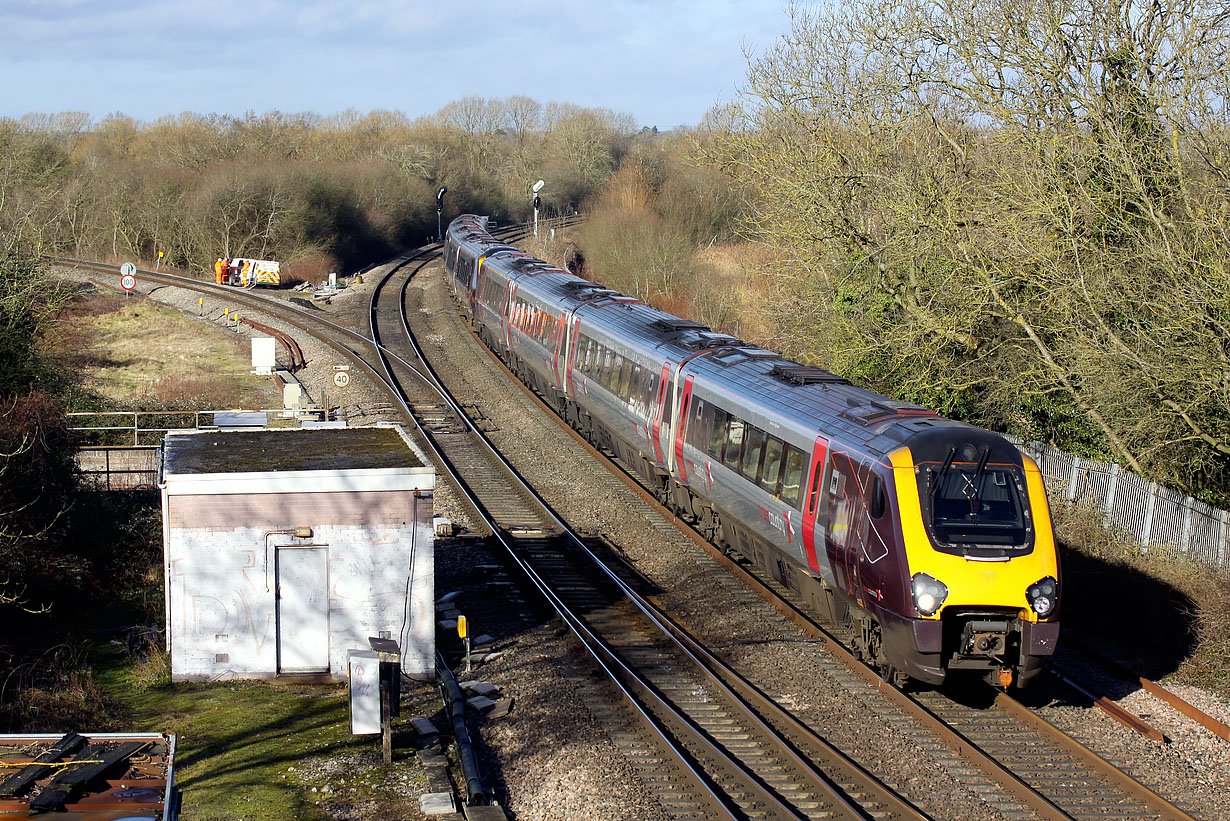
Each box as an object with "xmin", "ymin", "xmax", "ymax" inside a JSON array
[{"xmin": 444, "ymin": 215, "xmax": 1060, "ymax": 688}]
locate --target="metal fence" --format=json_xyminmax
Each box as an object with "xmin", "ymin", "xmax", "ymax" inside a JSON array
[
  {"xmin": 76, "ymin": 445, "xmax": 163, "ymax": 490},
  {"xmin": 1008, "ymin": 436, "xmax": 1230, "ymax": 569}
]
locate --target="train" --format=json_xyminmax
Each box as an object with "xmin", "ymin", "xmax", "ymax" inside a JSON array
[{"xmin": 443, "ymin": 214, "xmax": 1060, "ymax": 689}]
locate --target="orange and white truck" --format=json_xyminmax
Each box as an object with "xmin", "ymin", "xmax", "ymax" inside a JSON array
[{"xmin": 214, "ymin": 257, "xmax": 280, "ymax": 287}]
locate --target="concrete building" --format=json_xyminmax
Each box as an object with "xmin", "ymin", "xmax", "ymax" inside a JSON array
[{"xmin": 161, "ymin": 424, "xmax": 435, "ymax": 681}]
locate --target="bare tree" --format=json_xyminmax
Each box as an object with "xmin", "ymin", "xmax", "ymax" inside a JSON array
[{"xmin": 704, "ymin": 0, "xmax": 1230, "ymax": 496}]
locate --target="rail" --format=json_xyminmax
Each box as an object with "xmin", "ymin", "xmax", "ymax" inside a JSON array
[{"xmin": 67, "ymin": 409, "xmax": 295, "ymax": 445}]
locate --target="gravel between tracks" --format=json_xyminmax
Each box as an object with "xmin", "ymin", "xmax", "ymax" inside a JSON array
[
  {"xmin": 404, "ymin": 261, "xmax": 1230, "ymax": 821},
  {"xmin": 64, "ymin": 261, "xmax": 1230, "ymax": 820}
]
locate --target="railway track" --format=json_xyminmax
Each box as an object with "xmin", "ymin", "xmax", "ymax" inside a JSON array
[
  {"xmin": 56, "ymin": 247, "xmax": 1223, "ymax": 819},
  {"xmin": 370, "ymin": 245, "xmax": 929, "ymax": 818},
  {"xmin": 60, "ymin": 248, "xmax": 930, "ymax": 816},
  {"xmin": 395, "ymin": 246, "xmax": 1217, "ymax": 820}
]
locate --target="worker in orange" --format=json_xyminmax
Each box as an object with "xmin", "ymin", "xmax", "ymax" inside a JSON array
[{"xmin": 215, "ymin": 258, "xmax": 225, "ymax": 284}]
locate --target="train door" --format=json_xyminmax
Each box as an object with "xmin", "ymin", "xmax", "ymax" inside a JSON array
[
  {"xmin": 650, "ymin": 361, "xmax": 674, "ymax": 466},
  {"xmin": 564, "ymin": 316, "xmax": 581, "ymax": 396},
  {"xmin": 470, "ymin": 257, "xmax": 484, "ymax": 314},
  {"xmin": 800, "ymin": 436, "xmax": 830, "ymax": 576},
  {"xmin": 551, "ymin": 311, "xmax": 567, "ymax": 388},
  {"xmin": 820, "ymin": 450, "xmax": 870, "ymax": 606},
  {"xmin": 504, "ymin": 283, "xmax": 517, "ymax": 350},
  {"xmin": 672, "ymin": 375, "xmax": 695, "ymax": 480}
]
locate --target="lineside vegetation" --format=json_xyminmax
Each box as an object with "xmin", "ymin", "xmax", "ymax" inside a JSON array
[
  {"xmin": 4, "ymin": 31, "xmax": 1230, "ymax": 726},
  {"xmin": 699, "ymin": 0, "xmax": 1230, "ymax": 508}
]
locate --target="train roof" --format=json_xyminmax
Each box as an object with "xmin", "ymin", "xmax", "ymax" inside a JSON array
[{"xmin": 451, "ymin": 216, "xmax": 1004, "ymax": 461}]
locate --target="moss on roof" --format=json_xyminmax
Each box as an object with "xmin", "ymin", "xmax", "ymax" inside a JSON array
[{"xmin": 164, "ymin": 427, "xmax": 423, "ymax": 475}]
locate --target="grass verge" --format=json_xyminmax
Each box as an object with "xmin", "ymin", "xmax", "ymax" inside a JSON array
[
  {"xmin": 55, "ymin": 285, "xmax": 282, "ymax": 409},
  {"xmin": 95, "ymin": 643, "xmax": 438, "ymax": 820},
  {"xmin": 1054, "ymin": 502, "xmax": 1230, "ymax": 697}
]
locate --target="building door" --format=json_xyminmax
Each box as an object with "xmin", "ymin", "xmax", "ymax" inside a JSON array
[{"xmin": 276, "ymin": 547, "xmax": 329, "ymax": 674}]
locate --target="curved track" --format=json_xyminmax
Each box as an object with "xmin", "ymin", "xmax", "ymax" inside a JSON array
[
  {"xmin": 368, "ymin": 245, "xmax": 929, "ymax": 818},
  {"xmin": 58, "ymin": 249, "xmax": 1210, "ymax": 820},
  {"xmin": 393, "ymin": 246, "xmax": 1208, "ymax": 821}
]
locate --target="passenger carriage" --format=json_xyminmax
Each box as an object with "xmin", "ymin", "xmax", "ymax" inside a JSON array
[{"xmin": 443, "ymin": 215, "xmax": 1060, "ymax": 688}]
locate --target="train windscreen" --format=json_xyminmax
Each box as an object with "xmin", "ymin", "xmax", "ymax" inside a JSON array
[{"xmin": 917, "ymin": 461, "xmax": 1031, "ymax": 555}]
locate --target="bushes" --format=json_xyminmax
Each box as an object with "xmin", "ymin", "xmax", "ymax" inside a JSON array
[
  {"xmin": 4, "ymin": 99, "xmax": 638, "ymax": 278},
  {"xmin": 0, "ymin": 644, "xmax": 115, "ymax": 733}
]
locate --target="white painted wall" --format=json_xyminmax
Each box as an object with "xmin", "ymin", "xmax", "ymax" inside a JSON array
[{"xmin": 166, "ymin": 517, "xmax": 434, "ymax": 681}]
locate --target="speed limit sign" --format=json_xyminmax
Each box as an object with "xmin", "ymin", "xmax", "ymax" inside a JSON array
[
  {"xmin": 120, "ymin": 262, "xmax": 136, "ymax": 291},
  {"xmin": 333, "ymin": 371, "xmax": 350, "ymax": 388}
]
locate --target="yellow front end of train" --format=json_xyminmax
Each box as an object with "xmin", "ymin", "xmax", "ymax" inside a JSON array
[{"xmin": 888, "ymin": 446, "xmax": 1060, "ymax": 688}]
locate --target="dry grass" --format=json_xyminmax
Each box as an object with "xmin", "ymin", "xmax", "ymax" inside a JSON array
[
  {"xmin": 56, "ymin": 291, "xmax": 282, "ymax": 409},
  {"xmin": 1053, "ymin": 503, "xmax": 1230, "ymax": 697},
  {"xmin": 690, "ymin": 243, "xmax": 775, "ymax": 340},
  {"xmin": 0, "ymin": 645, "xmax": 115, "ymax": 733},
  {"xmin": 127, "ymin": 640, "xmax": 172, "ymax": 691}
]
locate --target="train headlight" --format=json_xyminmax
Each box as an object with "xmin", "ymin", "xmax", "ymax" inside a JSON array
[
  {"xmin": 911, "ymin": 573, "xmax": 949, "ymax": 617},
  {"xmin": 1025, "ymin": 576, "xmax": 1059, "ymax": 617}
]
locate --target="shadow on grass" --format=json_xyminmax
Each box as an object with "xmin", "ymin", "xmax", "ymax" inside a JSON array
[
  {"xmin": 106, "ymin": 663, "xmax": 398, "ymax": 821},
  {"xmin": 1057, "ymin": 544, "xmax": 1198, "ymax": 684}
]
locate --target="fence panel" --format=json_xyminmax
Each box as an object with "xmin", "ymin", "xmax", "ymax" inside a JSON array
[
  {"xmin": 75, "ymin": 446, "xmax": 162, "ymax": 490},
  {"xmin": 1006, "ymin": 436, "xmax": 1229, "ymax": 571}
]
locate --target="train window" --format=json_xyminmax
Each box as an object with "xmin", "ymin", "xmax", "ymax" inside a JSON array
[
  {"xmin": 869, "ymin": 475, "xmax": 887, "ymax": 519},
  {"xmin": 723, "ymin": 418, "xmax": 746, "ymax": 471},
  {"xmin": 581, "ymin": 338, "xmax": 595, "ymax": 373},
  {"xmin": 926, "ymin": 466, "xmax": 1027, "ymax": 547},
  {"xmin": 741, "ymin": 426, "xmax": 767, "ymax": 482},
  {"xmin": 642, "ymin": 370, "xmax": 657, "ymax": 407},
  {"xmin": 607, "ymin": 355, "xmax": 622, "ymax": 390},
  {"xmin": 687, "ymin": 398, "xmax": 708, "ymax": 448},
  {"xmin": 580, "ymin": 339, "xmax": 593, "ymax": 374},
  {"xmin": 600, "ymin": 349, "xmax": 614, "ymax": 385},
  {"xmin": 780, "ymin": 446, "xmax": 807, "ymax": 509},
  {"xmin": 621, "ymin": 363, "xmax": 639, "ymax": 399},
  {"xmin": 760, "ymin": 437, "xmax": 784, "ymax": 494},
  {"xmin": 709, "ymin": 407, "xmax": 729, "ymax": 459}
]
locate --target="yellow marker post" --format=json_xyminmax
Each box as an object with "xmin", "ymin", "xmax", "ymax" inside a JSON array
[
  {"xmin": 458, "ymin": 615, "xmax": 471, "ymax": 672},
  {"xmin": 198, "ymin": 297, "xmax": 203, "ymax": 316}
]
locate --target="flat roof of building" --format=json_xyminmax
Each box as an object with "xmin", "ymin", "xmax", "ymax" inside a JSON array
[{"xmin": 164, "ymin": 425, "xmax": 425, "ymax": 475}]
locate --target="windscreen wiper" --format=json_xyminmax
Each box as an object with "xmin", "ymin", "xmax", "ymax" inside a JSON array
[
  {"xmin": 930, "ymin": 446, "xmax": 957, "ymax": 498},
  {"xmin": 966, "ymin": 446, "xmax": 991, "ymax": 515}
]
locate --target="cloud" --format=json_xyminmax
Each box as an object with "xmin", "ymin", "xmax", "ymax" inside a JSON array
[{"xmin": 0, "ymin": 0, "xmax": 790, "ymax": 127}]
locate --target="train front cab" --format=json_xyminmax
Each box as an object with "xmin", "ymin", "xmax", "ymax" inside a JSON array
[{"xmin": 882, "ymin": 433, "xmax": 1060, "ymax": 688}]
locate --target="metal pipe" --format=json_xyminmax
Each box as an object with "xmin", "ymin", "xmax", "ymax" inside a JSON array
[{"xmin": 436, "ymin": 651, "xmax": 488, "ymax": 805}]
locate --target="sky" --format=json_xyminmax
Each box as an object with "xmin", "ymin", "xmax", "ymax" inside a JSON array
[{"xmin": 0, "ymin": 0, "xmax": 793, "ymax": 130}]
